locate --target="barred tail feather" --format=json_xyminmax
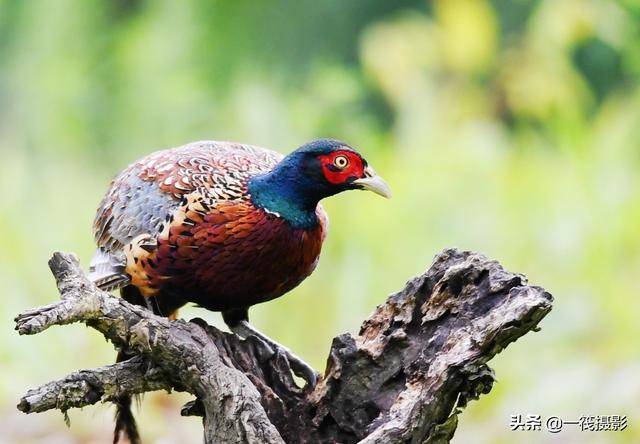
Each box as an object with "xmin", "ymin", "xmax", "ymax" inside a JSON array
[
  {"xmin": 113, "ymin": 395, "xmax": 140, "ymax": 444},
  {"xmin": 112, "ymin": 286, "xmax": 148, "ymax": 444},
  {"xmin": 113, "ymin": 349, "xmax": 141, "ymax": 444},
  {"xmin": 89, "ymin": 248, "xmax": 130, "ymax": 291}
]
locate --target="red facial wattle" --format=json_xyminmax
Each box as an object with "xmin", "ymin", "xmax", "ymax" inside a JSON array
[{"xmin": 318, "ymin": 150, "xmax": 365, "ymax": 185}]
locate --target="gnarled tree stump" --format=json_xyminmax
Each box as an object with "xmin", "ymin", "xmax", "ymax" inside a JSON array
[{"xmin": 15, "ymin": 248, "xmax": 553, "ymax": 443}]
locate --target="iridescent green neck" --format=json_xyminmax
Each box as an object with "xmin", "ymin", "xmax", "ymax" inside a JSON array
[
  {"xmin": 248, "ymin": 170, "xmax": 321, "ymax": 230},
  {"xmin": 247, "ymin": 142, "xmax": 348, "ymax": 229}
]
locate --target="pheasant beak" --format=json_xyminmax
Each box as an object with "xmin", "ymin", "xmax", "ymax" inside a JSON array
[{"xmin": 353, "ymin": 165, "xmax": 392, "ymax": 199}]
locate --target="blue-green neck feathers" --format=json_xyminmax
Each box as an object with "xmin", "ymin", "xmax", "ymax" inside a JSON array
[
  {"xmin": 248, "ymin": 176, "xmax": 319, "ymax": 229},
  {"xmin": 248, "ymin": 160, "xmax": 323, "ymax": 229},
  {"xmin": 248, "ymin": 140, "xmax": 346, "ymax": 229}
]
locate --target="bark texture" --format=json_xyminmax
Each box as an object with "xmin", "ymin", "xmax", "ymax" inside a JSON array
[{"xmin": 15, "ymin": 248, "xmax": 553, "ymax": 443}]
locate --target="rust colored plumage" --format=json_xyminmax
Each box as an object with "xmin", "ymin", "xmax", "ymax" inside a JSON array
[
  {"xmin": 93, "ymin": 141, "xmax": 327, "ymax": 312},
  {"xmin": 124, "ymin": 198, "xmax": 327, "ymax": 310}
]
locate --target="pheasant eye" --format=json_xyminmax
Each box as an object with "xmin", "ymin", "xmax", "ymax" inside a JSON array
[{"xmin": 333, "ymin": 155, "xmax": 349, "ymax": 169}]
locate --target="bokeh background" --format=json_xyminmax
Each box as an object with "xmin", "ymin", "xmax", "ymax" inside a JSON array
[{"xmin": 1, "ymin": 0, "xmax": 639, "ymax": 442}]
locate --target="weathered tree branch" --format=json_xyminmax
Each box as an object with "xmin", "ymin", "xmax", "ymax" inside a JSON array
[
  {"xmin": 18, "ymin": 356, "xmax": 170, "ymax": 414},
  {"xmin": 15, "ymin": 249, "xmax": 552, "ymax": 443}
]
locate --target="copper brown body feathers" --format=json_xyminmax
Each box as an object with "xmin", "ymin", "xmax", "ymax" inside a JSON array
[{"xmin": 93, "ymin": 141, "xmax": 327, "ymax": 312}]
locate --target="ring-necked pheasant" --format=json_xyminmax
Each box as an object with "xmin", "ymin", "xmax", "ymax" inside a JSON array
[{"xmin": 88, "ymin": 138, "xmax": 390, "ymax": 443}]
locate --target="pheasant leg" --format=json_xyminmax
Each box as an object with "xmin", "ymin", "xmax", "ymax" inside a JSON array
[{"xmin": 230, "ymin": 320, "xmax": 319, "ymax": 388}]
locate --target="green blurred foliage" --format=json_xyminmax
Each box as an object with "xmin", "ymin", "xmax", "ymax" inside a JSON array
[{"xmin": 1, "ymin": 0, "xmax": 639, "ymax": 442}]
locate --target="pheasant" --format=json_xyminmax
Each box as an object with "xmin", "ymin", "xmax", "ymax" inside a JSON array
[{"xmin": 88, "ymin": 138, "xmax": 390, "ymax": 443}]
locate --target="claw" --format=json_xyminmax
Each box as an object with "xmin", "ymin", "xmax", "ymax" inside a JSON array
[
  {"xmin": 286, "ymin": 354, "xmax": 318, "ymax": 388},
  {"xmin": 230, "ymin": 320, "xmax": 319, "ymax": 389}
]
